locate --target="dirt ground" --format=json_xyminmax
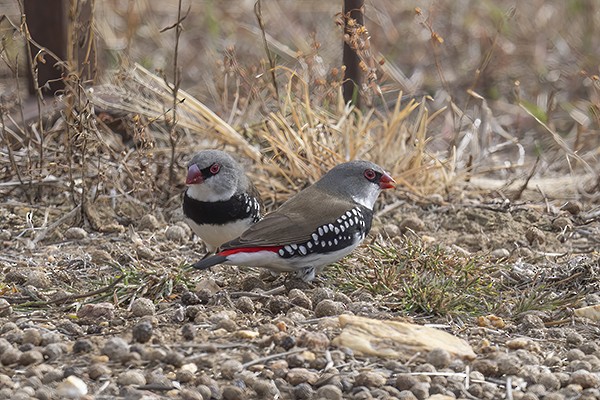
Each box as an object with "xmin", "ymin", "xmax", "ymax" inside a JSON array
[{"xmin": 1, "ymin": 174, "xmax": 600, "ymax": 399}]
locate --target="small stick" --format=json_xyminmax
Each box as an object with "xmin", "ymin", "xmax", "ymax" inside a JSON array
[{"xmin": 242, "ymin": 347, "xmax": 306, "ymax": 369}]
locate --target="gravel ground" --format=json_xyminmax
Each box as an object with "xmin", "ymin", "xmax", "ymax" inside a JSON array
[{"xmin": 1, "ymin": 189, "xmax": 600, "ymax": 400}]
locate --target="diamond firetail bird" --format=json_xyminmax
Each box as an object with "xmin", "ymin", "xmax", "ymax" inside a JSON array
[
  {"xmin": 183, "ymin": 150, "xmax": 262, "ymax": 252},
  {"xmin": 191, "ymin": 160, "xmax": 395, "ymax": 281}
]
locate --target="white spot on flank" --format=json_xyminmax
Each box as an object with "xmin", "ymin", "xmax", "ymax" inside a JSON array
[
  {"xmin": 340, "ymin": 225, "xmax": 345, "ymax": 232},
  {"xmin": 328, "ymin": 223, "xmax": 334, "ymax": 231},
  {"xmin": 307, "ymin": 242, "xmax": 313, "ymax": 249},
  {"xmin": 323, "ymin": 225, "xmax": 329, "ymax": 234},
  {"xmin": 284, "ymin": 245, "xmax": 292, "ymax": 253},
  {"xmin": 352, "ymin": 209, "xmax": 358, "ymax": 215},
  {"xmin": 341, "ymin": 214, "xmax": 347, "ymax": 220},
  {"xmin": 334, "ymin": 227, "xmax": 340, "ymax": 234},
  {"xmin": 299, "ymin": 245, "xmax": 307, "ymax": 255},
  {"xmin": 312, "ymin": 233, "xmax": 319, "ymax": 242},
  {"xmin": 345, "ymin": 221, "xmax": 350, "ymax": 228},
  {"xmin": 321, "ymin": 241, "xmax": 326, "ymax": 247},
  {"xmin": 334, "ymin": 238, "xmax": 338, "ymax": 245},
  {"xmin": 278, "ymin": 249, "xmax": 285, "ymax": 256},
  {"xmin": 291, "ymin": 244, "xmax": 298, "ymax": 250},
  {"xmin": 328, "ymin": 240, "xmax": 332, "ymax": 247},
  {"xmin": 349, "ymin": 219, "xmax": 354, "ymax": 226},
  {"xmin": 318, "ymin": 227, "xmax": 324, "ymax": 236}
]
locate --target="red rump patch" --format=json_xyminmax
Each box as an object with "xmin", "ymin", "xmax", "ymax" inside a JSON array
[{"xmin": 219, "ymin": 246, "xmax": 283, "ymax": 257}]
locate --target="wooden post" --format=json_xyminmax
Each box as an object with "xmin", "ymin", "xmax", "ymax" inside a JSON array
[
  {"xmin": 342, "ymin": 0, "xmax": 364, "ymax": 108},
  {"xmin": 24, "ymin": 0, "xmax": 94, "ymax": 96}
]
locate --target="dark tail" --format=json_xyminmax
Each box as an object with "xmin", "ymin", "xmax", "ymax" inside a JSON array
[{"xmin": 192, "ymin": 254, "xmax": 227, "ymax": 270}]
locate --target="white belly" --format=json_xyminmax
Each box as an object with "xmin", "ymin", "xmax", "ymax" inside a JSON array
[{"xmin": 185, "ymin": 217, "xmax": 253, "ymax": 251}]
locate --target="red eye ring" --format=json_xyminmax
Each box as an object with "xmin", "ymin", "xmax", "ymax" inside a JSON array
[
  {"xmin": 364, "ymin": 168, "xmax": 376, "ymax": 180},
  {"xmin": 209, "ymin": 163, "xmax": 221, "ymax": 174}
]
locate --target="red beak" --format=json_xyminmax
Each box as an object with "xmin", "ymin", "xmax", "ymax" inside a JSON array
[
  {"xmin": 379, "ymin": 172, "xmax": 396, "ymax": 190},
  {"xmin": 186, "ymin": 164, "xmax": 203, "ymax": 185}
]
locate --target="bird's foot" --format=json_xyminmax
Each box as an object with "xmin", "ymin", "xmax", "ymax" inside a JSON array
[{"xmin": 295, "ymin": 266, "xmax": 316, "ymax": 283}]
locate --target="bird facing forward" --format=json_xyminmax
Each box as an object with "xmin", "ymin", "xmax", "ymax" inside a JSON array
[
  {"xmin": 183, "ymin": 150, "xmax": 262, "ymax": 252},
  {"xmin": 192, "ymin": 160, "xmax": 395, "ymax": 281}
]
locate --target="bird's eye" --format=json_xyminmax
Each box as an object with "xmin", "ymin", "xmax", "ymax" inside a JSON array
[
  {"xmin": 364, "ymin": 168, "xmax": 376, "ymax": 181},
  {"xmin": 209, "ymin": 163, "xmax": 221, "ymax": 174}
]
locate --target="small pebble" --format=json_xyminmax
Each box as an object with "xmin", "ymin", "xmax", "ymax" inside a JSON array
[
  {"xmin": 267, "ymin": 295, "xmax": 292, "ymax": 315},
  {"xmin": 426, "ymin": 348, "xmax": 451, "ymax": 369},
  {"xmin": 311, "ymin": 287, "xmax": 335, "ymax": 305},
  {"xmin": 355, "ymin": 371, "xmax": 387, "ymax": 387},
  {"xmin": 117, "ymin": 370, "xmax": 147, "ymax": 386},
  {"xmin": 65, "ymin": 227, "xmax": 88, "ymax": 240},
  {"xmin": 520, "ymin": 314, "xmax": 545, "ymax": 330},
  {"xmin": 0, "ymin": 299, "xmax": 12, "ymax": 317},
  {"xmin": 561, "ymin": 201, "xmax": 581, "ymax": 215},
  {"xmin": 490, "ymin": 248, "xmax": 510, "ymax": 259},
  {"xmin": 222, "ymin": 385, "xmax": 246, "ymax": 400},
  {"xmin": 41, "ymin": 343, "xmax": 64, "ymax": 360},
  {"xmin": 165, "ymin": 225, "xmax": 187, "ymax": 242},
  {"xmin": 220, "ymin": 359, "xmax": 243, "ymax": 379},
  {"xmin": 472, "ymin": 359, "xmax": 499, "ymax": 377},
  {"xmin": 292, "ymin": 382, "xmax": 314, "ymax": 399},
  {"xmin": 180, "ymin": 291, "xmax": 201, "ymax": 306},
  {"xmin": 552, "ymin": 217, "xmax": 572, "ymax": 231},
  {"xmin": 41, "ymin": 368, "xmax": 64, "ymax": 384},
  {"xmin": 566, "ymin": 331, "xmax": 584, "ymax": 346},
  {"xmin": 164, "ymin": 351, "xmax": 185, "ymax": 367},
  {"xmin": 497, "ymin": 354, "xmax": 522, "ymax": 375},
  {"xmin": 132, "ymin": 321, "xmax": 153, "ymax": 343},
  {"xmin": 525, "ymin": 227, "xmax": 545, "ymax": 245},
  {"xmin": 410, "ymin": 381, "xmax": 430, "ymax": 400},
  {"xmin": 317, "ymin": 384, "xmax": 343, "ymax": 400},
  {"xmin": 131, "ymin": 297, "xmax": 155, "ymax": 317},
  {"xmin": 22, "ymin": 328, "xmax": 42, "ymax": 346},
  {"xmin": 398, "ymin": 391, "xmax": 418, "ymax": 400},
  {"xmin": 297, "ymin": 331, "xmax": 329, "ymax": 351},
  {"xmin": 136, "ymin": 245, "xmax": 156, "ymax": 260},
  {"xmin": 77, "ymin": 302, "xmax": 115, "ymax": 320},
  {"xmin": 1, "ymin": 347, "xmax": 22, "ymax": 365},
  {"xmin": 138, "ymin": 215, "xmax": 161, "ymax": 231},
  {"xmin": 180, "ymin": 389, "xmax": 205, "ymax": 400},
  {"xmin": 26, "ymin": 270, "xmax": 51, "ymax": 288},
  {"xmin": 396, "ymin": 374, "xmax": 418, "ymax": 391},
  {"xmin": 567, "ymin": 348, "xmax": 585, "ymax": 361},
  {"xmin": 88, "ymin": 363, "xmax": 111, "ymax": 380},
  {"xmin": 34, "ymin": 387, "xmax": 55, "ymax": 400},
  {"xmin": 56, "ymin": 376, "xmax": 88, "ymax": 399},
  {"xmin": 314, "ymin": 299, "xmax": 345, "ymax": 317},
  {"xmin": 382, "ymin": 223, "xmax": 401, "ymax": 237},
  {"xmin": 101, "ymin": 337, "xmax": 129, "ymax": 362},
  {"xmin": 289, "ymin": 289, "xmax": 312, "ymax": 310},
  {"xmin": 570, "ymin": 369, "xmax": 599, "ymax": 388},
  {"xmin": 286, "ymin": 368, "xmax": 319, "ymax": 385},
  {"xmin": 235, "ymin": 296, "xmax": 255, "ymax": 313},
  {"xmin": 181, "ymin": 323, "xmax": 196, "ymax": 341},
  {"xmin": 72, "ymin": 339, "xmax": 93, "ymax": 354},
  {"xmin": 399, "ymin": 215, "xmax": 425, "ymax": 233},
  {"xmin": 253, "ymin": 379, "xmax": 279, "ymax": 398}
]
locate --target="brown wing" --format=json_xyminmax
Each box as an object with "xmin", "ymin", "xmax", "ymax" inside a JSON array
[{"xmin": 220, "ymin": 186, "xmax": 353, "ymax": 249}]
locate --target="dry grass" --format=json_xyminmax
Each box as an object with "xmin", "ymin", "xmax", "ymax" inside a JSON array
[{"xmin": 1, "ymin": 2, "xmax": 600, "ymax": 316}]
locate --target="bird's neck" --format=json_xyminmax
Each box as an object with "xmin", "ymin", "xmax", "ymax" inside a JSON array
[{"xmin": 186, "ymin": 184, "xmax": 237, "ymax": 202}]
